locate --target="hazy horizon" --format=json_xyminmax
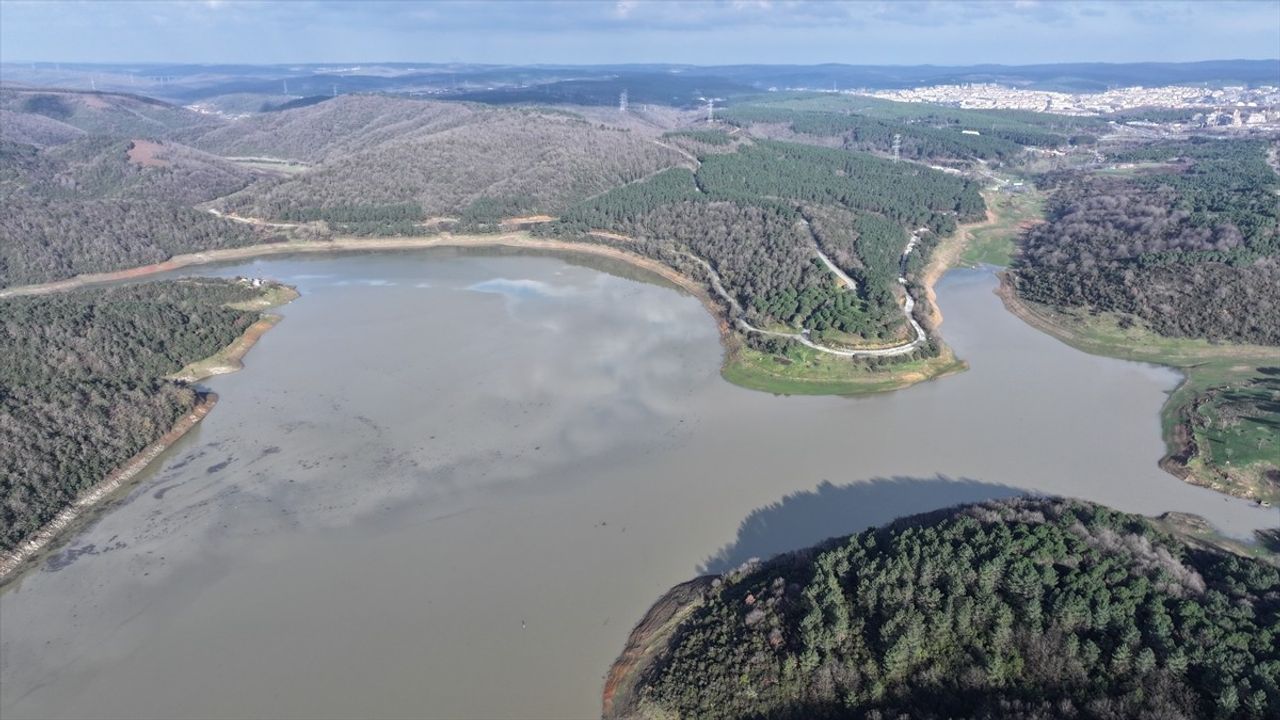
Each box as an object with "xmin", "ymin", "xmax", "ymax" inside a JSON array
[{"xmin": 2, "ymin": 0, "xmax": 1277, "ymax": 67}]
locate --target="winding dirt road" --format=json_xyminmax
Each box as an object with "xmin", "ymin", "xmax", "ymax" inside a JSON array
[{"xmin": 733, "ymin": 229, "xmax": 929, "ymax": 358}]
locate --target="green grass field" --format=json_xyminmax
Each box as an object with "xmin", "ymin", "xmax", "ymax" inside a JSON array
[
  {"xmin": 721, "ymin": 342, "xmax": 967, "ymax": 396},
  {"xmin": 959, "ymin": 186, "xmax": 1044, "ymax": 268},
  {"xmin": 1196, "ymin": 379, "xmax": 1279, "ymax": 473}
]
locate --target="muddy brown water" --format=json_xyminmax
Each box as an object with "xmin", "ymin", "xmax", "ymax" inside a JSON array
[{"xmin": 2, "ymin": 250, "xmax": 1275, "ymax": 720}]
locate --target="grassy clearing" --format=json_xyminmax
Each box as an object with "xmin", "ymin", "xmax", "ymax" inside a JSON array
[
  {"xmin": 1001, "ymin": 288, "xmax": 1280, "ymax": 503},
  {"xmin": 1169, "ymin": 364, "xmax": 1279, "ymax": 504},
  {"xmin": 722, "ymin": 342, "xmax": 966, "ymax": 396},
  {"xmin": 226, "ymin": 156, "xmax": 311, "ymax": 176},
  {"xmin": 959, "ymin": 187, "xmax": 1044, "ymax": 268}
]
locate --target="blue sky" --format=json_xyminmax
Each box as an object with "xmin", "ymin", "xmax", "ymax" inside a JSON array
[{"xmin": 1, "ymin": 0, "xmax": 1277, "ymax": 66}]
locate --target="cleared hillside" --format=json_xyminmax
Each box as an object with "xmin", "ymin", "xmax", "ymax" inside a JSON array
[{"xmin": 5, "ymin": 136, "xmax": 260, "ymax": 204}]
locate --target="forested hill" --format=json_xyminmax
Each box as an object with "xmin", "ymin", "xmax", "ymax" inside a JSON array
[
  {"xmin": 1011, "ymin": 138, "xmax": 1280, "ymax": 346},
  {"xmin": 182, "ymin": 94, "xmax": 476, "ymax": 163},
  {"xmin": 0, "ymin": 136, "xmax": 262, "ymax": 288},
  {"xmin": 0, "ymin": 279, "xmax": 276, "ymax": 552},
  {"xmin": 608, "ymin": 497, "xmax": 1280, "ymax": 720},
  {"xmin": 0, "ymin": 86, "xmax": 220, "ymax": 142},
  {"xmin": 211, "ymin": 102, "xmax": 687, "ymax": 224},
  {"xmin": 544, "ymin": 139, "xmax": 984, "ymax": 345}
]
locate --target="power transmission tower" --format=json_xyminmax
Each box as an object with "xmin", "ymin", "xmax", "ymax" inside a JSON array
[
  {"xmin": 892, "ymin": 133, "xmax": 901, "ymax": 162},
  {"xmin": 700, "ymin": 96, "xmax": 722, "ymax": 123},
  {"xmin": 332, "ymin": 84, "xmax": 338, "ymax": 98},
  {"xmin": 283, "ymin": 79, "xmax": 289, "ymax": 95},
  {"xmin": 619, "ymin": 89, "xmax": 628, "ymax": 113}
]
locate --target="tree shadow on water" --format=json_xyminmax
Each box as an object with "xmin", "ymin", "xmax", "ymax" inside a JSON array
[{"xmin": 698, "ymin": 475, "xmax": 1026, "ymax": 575}]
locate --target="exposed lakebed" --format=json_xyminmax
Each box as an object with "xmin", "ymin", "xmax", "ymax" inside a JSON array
[{"xmin": 2, "ymin": 249, "xmax": 1275, "ymax": 719}]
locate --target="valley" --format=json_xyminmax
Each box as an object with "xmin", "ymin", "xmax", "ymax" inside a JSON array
[{"xmin": 1, "ymin": 49, "xmax": 1278, "ymax": 720}]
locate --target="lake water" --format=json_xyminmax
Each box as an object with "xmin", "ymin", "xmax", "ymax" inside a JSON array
[{"xmin": 2, "ymin": 250, "xmax": 1275, "ymax": 720}]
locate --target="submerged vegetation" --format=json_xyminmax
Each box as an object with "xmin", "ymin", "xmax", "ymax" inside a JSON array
[{"xmin": 611, "ymin": 498, "xmax": 1280, "ymax": 720}]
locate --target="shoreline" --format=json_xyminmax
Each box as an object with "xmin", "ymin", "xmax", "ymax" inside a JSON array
[
  {"xmin": 602, "ymin": 576, "xmax": 715, "ymax": 719},
  {"xmin": 995, "ymin": 271, "xmax": 1280, "ymax": 504},
  {"xmin": 0, "ymin": 231, "xmax": 969, "ymax": 394},
  {"xmin": 0, "ymin": 233, "xmax": 713, "ymax": 300},
  {"xmin": 993, "ymin": 270, "xmax": 1201, "ymax": 481},
  {"xmin": 924, "ymin": 208, "xmax": 998, "ymax": 331},
  {"xmin": 0, "ymin": 286, "xmax": 299, "ymax": 586},
  {"xmin": 170, "ymin": 286, "xmax": 301, "ymax": 383},
  {"xmin": 0, "ymin": 395, "xmax": 219, "ymax": 584}
]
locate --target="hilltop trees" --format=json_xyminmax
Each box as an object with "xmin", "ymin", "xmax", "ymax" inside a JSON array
[
  {"xmin": 217, "ymin": 107, "xmax": 686, "ymax": 221},
  {"xmin": 619, "ymin": 498, "xmax": 1280, "ymax": 720},
  {"xmin": 1012, "ymin": 139, "xmax": 1280, "ymax": 345},
  {"xmin": 0, "ymin": 136, "xmax": 263, "ymax": 288},
  {"xmin": 547, "ymin": 140, "xmax": 981, "ymax": 340}
]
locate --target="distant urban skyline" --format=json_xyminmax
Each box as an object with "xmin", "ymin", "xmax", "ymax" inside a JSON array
[{"xmin": 1, "ymin": 0, "xmax": 1278, "ymax": 67}]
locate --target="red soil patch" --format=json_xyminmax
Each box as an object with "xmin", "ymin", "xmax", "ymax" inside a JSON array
[{"xmin": 127, "ymin": 139, "xmax": 170, "ymax": 168}]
